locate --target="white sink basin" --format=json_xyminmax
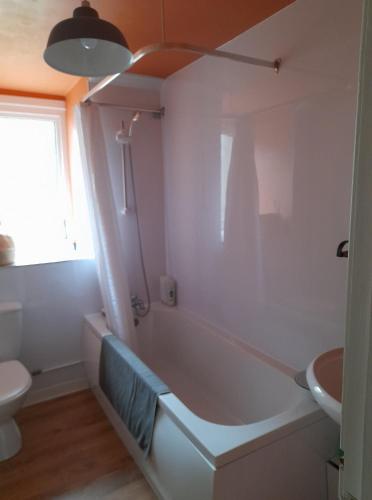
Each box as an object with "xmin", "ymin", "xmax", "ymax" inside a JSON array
[{"xmin": 306, "ymin": 348, "xmax": 343, "ymax": 424}]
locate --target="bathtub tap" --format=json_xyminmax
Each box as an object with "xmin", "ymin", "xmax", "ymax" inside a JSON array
[{"xmin": 131, "ymin": 295, "xmax": 146, "ymax": 316}]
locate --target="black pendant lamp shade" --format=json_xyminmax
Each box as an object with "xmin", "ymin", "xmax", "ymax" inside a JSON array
[{"xmin": 44, "ymin": 1, "xmax": 132, "ymax": 77}]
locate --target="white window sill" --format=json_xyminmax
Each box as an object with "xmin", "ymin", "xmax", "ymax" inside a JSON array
[{"xmin": 0, "ymin": 253, "xmax": 95, "ymax": 269}]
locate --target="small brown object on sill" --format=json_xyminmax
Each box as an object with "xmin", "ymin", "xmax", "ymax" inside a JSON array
[{"xmin": 0, "ymin": 234, "xmax": 15, "ymax": 266}]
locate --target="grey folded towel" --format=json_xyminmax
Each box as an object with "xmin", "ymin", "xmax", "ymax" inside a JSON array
[{"xmin": 99, "ymin": 335, "xmax": 170, "ymax": 457}]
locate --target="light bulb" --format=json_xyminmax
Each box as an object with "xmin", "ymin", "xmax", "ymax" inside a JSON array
[{"xmin": 80, "ymin": 38, "xmax": 98, "ymax": 50}]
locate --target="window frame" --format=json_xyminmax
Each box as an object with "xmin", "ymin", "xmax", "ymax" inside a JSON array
[{"xmin": 0, "ymin": 94, "xmax": 76, "ymax": 266}]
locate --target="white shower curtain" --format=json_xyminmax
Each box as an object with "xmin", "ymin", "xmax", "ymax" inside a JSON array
[{"xmin": 76, "ymin": 103, "xmax": 135, "ymax": 345}]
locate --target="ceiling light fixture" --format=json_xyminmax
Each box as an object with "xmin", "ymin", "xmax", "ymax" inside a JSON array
[
  {"xmin": 44, "ymin": 0, "xmax": 132, "ymax": 77},
  {"xmin": 44, "ymin": 1, "xmax": 282, "ymax": 101}
]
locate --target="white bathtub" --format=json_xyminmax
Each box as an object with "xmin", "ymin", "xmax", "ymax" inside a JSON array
[{"xmin": 82, "ymin": 303, "xmax": 338, "ymax": 500}]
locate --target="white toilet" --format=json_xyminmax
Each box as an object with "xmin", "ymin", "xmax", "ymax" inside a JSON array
[{"xmin": 0, "ymin": 302, "xmax": 32, "ymax": 461}]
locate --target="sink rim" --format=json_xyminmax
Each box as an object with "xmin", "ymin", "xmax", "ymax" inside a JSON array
[{"xmin": 306, "ymin": 347, "xmax": 343, "ymax": 425}]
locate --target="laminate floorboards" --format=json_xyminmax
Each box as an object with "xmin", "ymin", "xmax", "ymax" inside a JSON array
[{"xmin": 0, "ymin": 390, "xmax": 156, "ymax": 500}]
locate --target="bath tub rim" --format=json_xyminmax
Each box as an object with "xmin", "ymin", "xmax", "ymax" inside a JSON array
[{"xmin": 84, "ymin": 310, "xmax": 325, "ymax": 467}]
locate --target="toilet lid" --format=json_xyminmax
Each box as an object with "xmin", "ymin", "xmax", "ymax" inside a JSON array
[{"xmin": 0, "ymin": 360, "xmax": 32, "ymax": 404}]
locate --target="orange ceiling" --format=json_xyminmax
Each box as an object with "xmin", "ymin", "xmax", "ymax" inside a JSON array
[{"xmin": 0, "ymin": 0, "xmax": 293, "ymax": 96}]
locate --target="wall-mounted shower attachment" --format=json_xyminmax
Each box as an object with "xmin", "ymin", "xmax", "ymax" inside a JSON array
[
  {"xmin": 115, "ymin": 128, "xmax": 131, "ymax": 145},
  {"xmin": 115, "ymin": 112, "xmax": 141, "ymax": 145},
  {"xmin": 129, "ymin": 111, "xmax": 141, "ymax": 136},
  {"xmin": 115, "ymin": 113, "xmax": 152, "ymax": 318},
  {"xmin": 116, "ymin": 112, "xmax": 141, "ymax": 214}
]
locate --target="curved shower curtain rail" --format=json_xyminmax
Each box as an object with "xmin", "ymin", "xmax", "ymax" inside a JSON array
[
  {"xmin": 82, "ymin": 42, "xmax": 282, "ymax": 103},
  {"xmin": 84, "ymin": 100, "xmax": 165, "ymax": 117}
]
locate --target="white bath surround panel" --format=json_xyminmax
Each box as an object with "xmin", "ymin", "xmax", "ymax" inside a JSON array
[{"xmin": 161, "ymin": 0, "xmax": 362, "ymax": 370}]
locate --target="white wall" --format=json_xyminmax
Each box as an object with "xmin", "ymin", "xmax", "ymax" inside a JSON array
[
  {"xmin": 161, "ymin": 0, "xmax": 362, "ymax": 369},
  {"xmin": 0, "ymin": 259, "xmax": 102, "ymax": 402}
]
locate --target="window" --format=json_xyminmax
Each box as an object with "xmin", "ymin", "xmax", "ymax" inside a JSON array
[{"xmin": 0, "ymin": 95, "xmax": 93, "ymax": 265}]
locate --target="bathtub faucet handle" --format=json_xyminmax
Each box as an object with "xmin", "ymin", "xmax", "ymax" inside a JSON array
[{"xmin": 131, "ymin": 295, "xmax": 146, "ymax": 314}]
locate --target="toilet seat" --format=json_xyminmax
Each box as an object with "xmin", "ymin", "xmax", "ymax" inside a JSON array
[{"xmin": 0, "ymin": 361, "xmax": 32, "ymax": 405}]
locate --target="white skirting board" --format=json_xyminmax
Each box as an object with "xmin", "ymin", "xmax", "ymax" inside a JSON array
[{"xmin": 24, "ymin": 361, "xmax": 89, "ymax": 406}]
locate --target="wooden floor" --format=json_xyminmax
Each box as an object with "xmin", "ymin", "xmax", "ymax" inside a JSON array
[{"xmin": 0, "ymin": 390, "xmax": 156, "ymax": 500}]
